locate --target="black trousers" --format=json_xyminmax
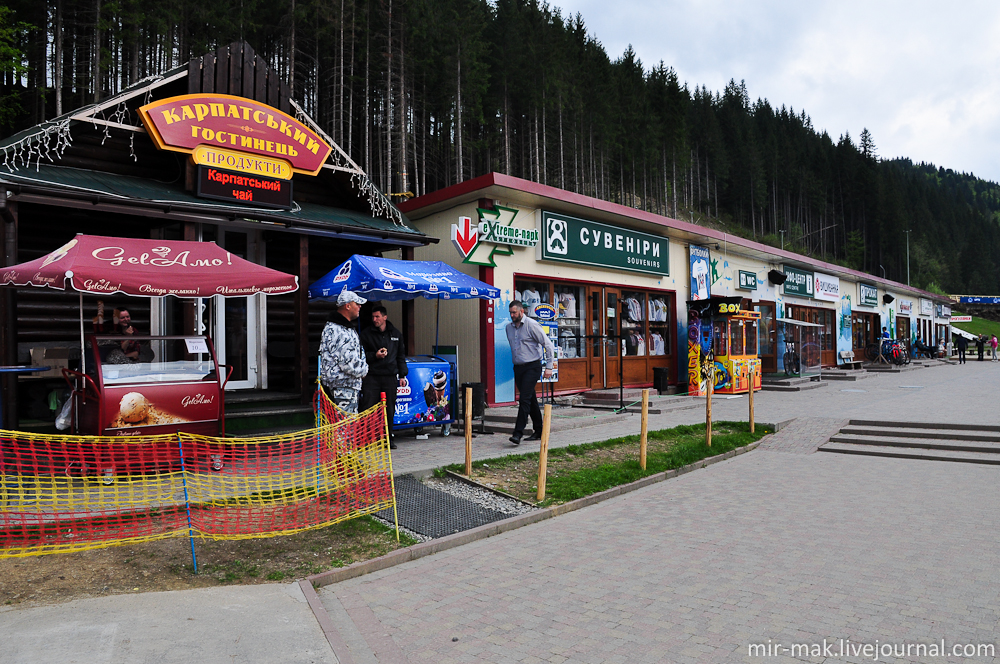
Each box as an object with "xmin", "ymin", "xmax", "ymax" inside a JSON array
[
  {"xmin": 512, "ymin": 360, "xmax": 543, "ymax": 437},
  {"xmin": 958, "ymin": 348, "xmax": 966, "ymax": 363},
  {"xmin": 360, "ymin": 374, "xmax": 400, "ymax": 435}
]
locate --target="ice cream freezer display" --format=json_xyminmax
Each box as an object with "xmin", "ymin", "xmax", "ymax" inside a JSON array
[
  {"xmin": 64, "ymin": 335, "xmax": 231, "ymax": 438},
  {"xmin": 393, "ymin": 356, "xmax": 454, "ymax": 432}
]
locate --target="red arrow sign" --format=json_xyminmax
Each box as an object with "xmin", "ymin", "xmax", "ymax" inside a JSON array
[{"xmin": 451, "ymin": 216, "xmax": 479, "ymax": 257}]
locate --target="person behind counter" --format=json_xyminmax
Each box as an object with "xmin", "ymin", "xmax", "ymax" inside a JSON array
[
  {"xmin": 93, "ymin": 302, "xmax": 142, "ymax": 364},
  {"xmin": 359, "ymin": 305, "xmax": 407, "ymax": 449}
]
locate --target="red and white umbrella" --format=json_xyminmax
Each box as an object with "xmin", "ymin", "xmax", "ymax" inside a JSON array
[{"xmin": 0, "ymin": 234, "xmax": 298, "ymax": 297}]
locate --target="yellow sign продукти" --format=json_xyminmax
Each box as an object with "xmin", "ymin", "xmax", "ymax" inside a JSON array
[{"xmin": 191, "ymin": 145, "xmax": 293, "ymax": 180}]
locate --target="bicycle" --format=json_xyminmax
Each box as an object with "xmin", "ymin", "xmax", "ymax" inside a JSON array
[{"xmin": 782, "ymin": 339, "xmax": 800, "ymax": 376}]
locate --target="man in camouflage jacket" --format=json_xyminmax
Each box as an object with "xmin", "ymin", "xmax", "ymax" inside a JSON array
[{"xmin": 319, "ymin": 291, "xmax": 369, "ymax": 413}]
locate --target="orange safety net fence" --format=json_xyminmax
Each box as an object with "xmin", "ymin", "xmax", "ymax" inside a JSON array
[{"xmin": 0, "ymin": 388, "xmax": 395, "ymax": 558}]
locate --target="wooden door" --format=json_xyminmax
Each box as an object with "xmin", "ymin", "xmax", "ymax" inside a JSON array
[
  {"xmin": 586, "ymin": 287, "xmax": 605, "ymax": 389},
  {"xmin": 604, "ymin": 289, "xmax": 621, "ymax": 388},
  {"xmin": 754, "ymin": 302, "xmax": 776, "ymax": 373}
]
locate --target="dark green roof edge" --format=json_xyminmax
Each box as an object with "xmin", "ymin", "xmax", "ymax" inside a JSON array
[{"xmin": 0, "ymin": 163, "xmax": 424, "ymax": 238}]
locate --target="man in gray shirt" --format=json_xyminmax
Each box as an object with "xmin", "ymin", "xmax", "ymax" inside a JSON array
[{"xmin": 505, "ymin": 300, "xmax": 557, "ymax": 445}]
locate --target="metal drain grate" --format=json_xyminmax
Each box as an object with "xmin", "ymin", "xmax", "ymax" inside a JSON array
[{"xmin": 377, "ymin": 474, "xmax": 512, "ymax": 539}]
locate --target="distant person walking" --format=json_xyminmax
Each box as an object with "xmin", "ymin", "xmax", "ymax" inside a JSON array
[
  {"xmin": 976, "ymin": 334, "xmax": 986, "ymax": 361},
  {"xmin": 505, "ymin": 300, "xmax": 556, "ymax": 446},
  {"xmin": 991, "ymin": 335, "xmax": 998, "ymax": 361},
  {"xmin": 956, "ymin": 334, "xmax": 968, "ymax": 364}
]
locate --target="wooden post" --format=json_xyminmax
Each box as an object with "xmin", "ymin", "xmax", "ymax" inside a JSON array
[
  {"xmin": 706, "ymin": 365, "xmax": 713, "ymax": 447},
  {"xmin": 536, "ymin": 403, "xmax": 552, "ymax": 502},
  {"xmin": 464, "ymin": 386, "xmax": 473, "ymax": 477},
  {"xmin": 640, "ymin": 388, "xmax": 649, "ymax": 470},
  {"xmin": 748, "ymin": 364, "xmax": 755, "ymax": 434}
]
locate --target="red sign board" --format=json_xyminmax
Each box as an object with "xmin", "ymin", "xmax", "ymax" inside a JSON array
[
  {"xmin": 197, "ymin": 166, "xmax": 293, "ymax": 210},
  {"xmin": 139, "ymin": 93, "xmax": 332, "ymax": 175}
]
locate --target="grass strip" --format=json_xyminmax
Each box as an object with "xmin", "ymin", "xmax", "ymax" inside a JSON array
[{"xmin": 441, "ymin": 421, "xmax": 771, "ymax": 504}]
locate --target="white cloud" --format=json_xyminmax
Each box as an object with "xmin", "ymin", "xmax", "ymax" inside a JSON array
[{"xmin": 552, "ymin": 0, "xmax": 1000, "ymax": 180}]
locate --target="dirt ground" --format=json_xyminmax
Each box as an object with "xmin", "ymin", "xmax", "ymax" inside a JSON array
[{"xmin": 0, "ymin": 515, "xmax": 414, "ymax": 608}]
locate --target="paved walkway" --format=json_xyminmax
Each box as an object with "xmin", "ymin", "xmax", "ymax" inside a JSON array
[
  {"xmin": 391, "ymin": 359, "xmax": 996, "ymax": 475},
  {"xmin": 4, "ymin": 360, "xmax": 1000, "ymax": 663}
]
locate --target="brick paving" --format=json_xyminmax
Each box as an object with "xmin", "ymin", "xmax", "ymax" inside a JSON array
[{"xmin": 319, "ymin": 361, "xmax": 1000, "ymax": 662}]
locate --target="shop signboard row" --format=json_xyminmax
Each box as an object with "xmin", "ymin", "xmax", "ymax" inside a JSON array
[{"xmin": 783, "ymin": 266, "xmax": 841, "ymax": 302}]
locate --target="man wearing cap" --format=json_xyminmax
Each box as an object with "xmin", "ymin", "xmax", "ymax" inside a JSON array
[
  {"xmin": 506, "ymin": 300, "xmax": 556, "ymax": 445},
  {"xmin": 319, "ymin": 291, "xmax": 369, "ymax": 413}
]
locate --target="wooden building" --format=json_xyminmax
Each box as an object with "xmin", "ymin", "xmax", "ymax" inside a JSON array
[{"xmin": 0, "ymin": 42, "xmax": 430, "ymax": 429}]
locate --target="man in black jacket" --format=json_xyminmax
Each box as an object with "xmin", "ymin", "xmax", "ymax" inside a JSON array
[
  {"xmin": 359, "ymin": 305, "xmax": 408, "ymax": 448},
  {"xmin": 956, "ymin": 334, "xmax": 968, "ymax": 364}
]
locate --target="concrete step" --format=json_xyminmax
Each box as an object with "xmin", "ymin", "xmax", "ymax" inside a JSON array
[
  {"xmin": 762, "ymin": 381, "xmax": 829, "ymax": 392},
  {"xmin": 838, "ymin": 425, "xmax": 1000, "ymax": 443},
  {"xmin": 863, "ymin": 363, "xmax": 924, "ymax": 372},
  {"xmin": 829, "ymin": 433, "xmax": 1000, "ymax": 454},
  {"xmin": 848, "ymin": 419, "xmax": 1000, "ymax": 433},
  {"xmin": 584, "ymin": 389, "xmax": 650, "ymax": 401},
  {"xmin": 819, "ymin": 442, "xmax": 1000, "ymax": 465},
  {"xmin": 225, "ymin": 390, "xmax": 301, "ymax": 405},
  {"xmin": 820, "ymin": 368, "xmax": 875, "ymax": 381},
  {"xmin": 224, "ymin": 404, "xmax": 313, "ymax": 419}
]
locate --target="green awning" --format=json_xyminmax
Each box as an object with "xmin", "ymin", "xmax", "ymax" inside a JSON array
[{"xmin": 0, "ymin": 163, "xmax": 424, "ymax": 241}]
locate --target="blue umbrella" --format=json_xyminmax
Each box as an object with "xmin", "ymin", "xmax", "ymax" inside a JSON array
[{"xmin": 308, "ymin": 255, "xmax": 500, "ymax": 302}]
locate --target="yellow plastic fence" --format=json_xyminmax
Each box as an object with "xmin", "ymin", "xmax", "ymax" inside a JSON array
[{"xmin": 0, "ymin": 390, "xmax": 395, "ymax": 558}]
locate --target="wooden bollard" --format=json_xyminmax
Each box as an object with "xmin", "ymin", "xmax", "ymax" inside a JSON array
[
  {"xmin": 536, "ymin": 403, "xmax": 552, "ymax": 502},
  {"xmin": 706, "ymin": 366, "xmax": 713, "ymax": 447},
  {"xmin": 464, "ymin": 386, "xmax": 473, "ymax": 477},
  {"xmin": 640, "ymin": 388, "xmax": 649, "ymax": 470},
  {"xmin": 748, "ymin": 364, "xmax": 755, "ymax": 434}
]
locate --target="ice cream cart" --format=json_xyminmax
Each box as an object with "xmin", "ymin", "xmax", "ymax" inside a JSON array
[
  {"xmin": 67, "ymin": 335, "xmax": 231, "ymax": 438},
  {"xmin": 687, "ymin": 296, "xmax": 762, "ymax": 396}
]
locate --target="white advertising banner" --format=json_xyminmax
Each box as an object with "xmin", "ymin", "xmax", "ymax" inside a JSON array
[
  {"xmin": 898, "ymin": 299, "xmax": 913, "ymax": 315},
  {"xmin": 813, "ymin": 272, "xmax": 840, "ymax": 302},
  {"xmin": 920, "ymin": 299, "xmax": 933, "ymax": 316}
]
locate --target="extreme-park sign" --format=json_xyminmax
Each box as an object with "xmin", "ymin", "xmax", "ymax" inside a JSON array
[
  {"xmin": 139, "ymin": 94, "xmax": 332, "ymax": 175},
  {"xmin": 541, "ymin": 211, "xmax": 669, "ymax": 277}
]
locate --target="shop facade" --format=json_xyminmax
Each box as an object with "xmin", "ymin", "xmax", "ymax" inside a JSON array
[
  {"xmin": 0, "ymin": 41, "xmax": 428, "ymax": 428},
  {"xmin": 400, "ymin": 175, "xmax": 953, "ymax": 404}
]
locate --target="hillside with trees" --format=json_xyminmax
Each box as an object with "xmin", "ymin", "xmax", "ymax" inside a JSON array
[{"xmin": 2, "ymin": 0, "xmax": 999, "ymax": 293}]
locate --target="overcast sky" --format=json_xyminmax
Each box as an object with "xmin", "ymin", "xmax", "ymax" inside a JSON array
[{"xmin": 551, "ymin": 0, "xmax": 1000, "ymax": 183}]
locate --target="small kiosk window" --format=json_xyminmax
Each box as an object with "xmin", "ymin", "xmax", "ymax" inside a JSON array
[
  {"xmin": 744, "ymin": 320, "xmax": 758, "ymax": 355},
  {"xmin": 729, "ymin": 319, "xmax": 745, "ymax": 356},
  {"xmin": 713, "ymin": 320, "xmax": 727, "ymax": 356}
]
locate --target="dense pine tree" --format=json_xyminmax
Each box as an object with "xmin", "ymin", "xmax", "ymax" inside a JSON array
[{"xmin": 2, "ymin": 0, "xmax": 998, "ymax": 293}]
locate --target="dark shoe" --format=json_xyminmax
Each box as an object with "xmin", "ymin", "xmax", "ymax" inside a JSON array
[
  {"xmin": 389, "ymin": 441, "xmax": 398, "ymax": 449},
  {"xmin": 509, "ymin": 434, "xmax": 522, "ymax": 445},
  {"xmin": 525, "ymin": 432, "xmax": 542, "ymax": 441}
]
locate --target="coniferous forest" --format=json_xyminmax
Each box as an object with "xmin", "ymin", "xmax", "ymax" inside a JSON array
[{"xmin": 2, "ymin": 0, "xmax": 999, "ymax": 294}]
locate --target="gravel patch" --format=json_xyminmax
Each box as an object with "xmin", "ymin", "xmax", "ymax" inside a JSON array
[
  {"xmin": 371, "ymin": 515, "xmax": 431, "ymax": 543},
  {"xmin": 424, "ymin": 476, "xmax": 538, "ymax": 516}
]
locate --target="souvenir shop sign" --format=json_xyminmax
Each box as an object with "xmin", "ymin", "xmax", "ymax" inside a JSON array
[
  {"xmin": 139, "ymin": 94, "xmax": 332, "ymax": 175},
  {"xmin": 737, "ymin": 270, "xmax": 757, "ymax": 291},
  {"xmin": 858, "ymin": 282, "xmax": 879, "ymax": 307},
  {"xmin": 782, "ymin": 266, "xmax": 814, "ymax": 297},
  {"xmin": 542, "ymin": 211, "xmax": 668, "ymax": 277},
  {"xmin": 813, "ymin": 272, "xmax": 840, "ymax": 302}
]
